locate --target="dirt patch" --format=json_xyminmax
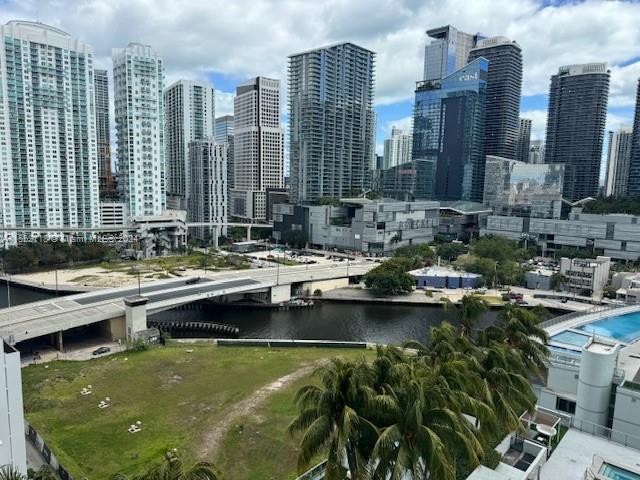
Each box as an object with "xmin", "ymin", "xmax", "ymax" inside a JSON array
[{"xmin": 197, "ymin": 363, "xmax": 318, "ymax": 459}]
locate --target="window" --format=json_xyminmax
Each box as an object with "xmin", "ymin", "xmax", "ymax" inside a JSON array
[{"xmin": 556, "ymin": 397, "xmax": 576, "ymax": 415}]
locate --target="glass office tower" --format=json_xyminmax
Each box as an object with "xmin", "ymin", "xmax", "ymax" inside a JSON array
[{"xmin": 412, "ymin": 58, "xmax": 488, "ymax": 202}]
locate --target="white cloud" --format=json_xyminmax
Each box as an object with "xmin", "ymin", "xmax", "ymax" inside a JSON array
[
  {"xmin": 215, "ymin": 90, "xmax": 235, "ymax": 118},
  {"xmin": 520, "ymin": 109, "xmax": 547, "ymax": 141},
  {"xmin": 1, "ymin": 0, "xmax": 638, "ymax": 111}
]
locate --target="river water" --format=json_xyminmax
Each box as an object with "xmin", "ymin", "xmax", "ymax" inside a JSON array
[{"xmin": 0, "ymin": 283, "xmax": 502, "ymax": 345}]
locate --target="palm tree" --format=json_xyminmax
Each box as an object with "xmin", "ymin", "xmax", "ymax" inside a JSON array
[
  {"xmin": 370, "ymin": 364, "xmax": 483, "ymax": 480},
  {"xmin": 112, "ymin": 452, "xmax": 218, "ymax": 480},
  {"xmin": 0, "ymin": 466, "xmax": 25, "ymax": 480},
  {"xmin": 500, "ymin": 305, "xmax": 549, "ymax": 376},
  {"xmin": 443, "ymin": 294, "xmax": 489, "ymax": 337},
  {"xmin": 288, "ymin": 358, "xmax": 379, "ymax": 479}
]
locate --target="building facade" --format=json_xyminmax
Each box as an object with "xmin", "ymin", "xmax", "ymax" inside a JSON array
[
  {"xmin": 188, "ymin": 140, "xmax": 227, "ymax": 241},
  {"xmin": 0, "ymin": 341, "xmax": 26, "ymax": 473},
  {"xmin": 164, "ymin": 80, "xmax": 215, "ymax": 210},
  {"xmin": 529, "ymin": 139, "xmax": 545, "ymax": 164},
  {"xmin": 544, "ymin": 63, "xmax": 610, "ymax": 201},
  {"xmin": 113, "ymin": 43, "xmax": 165, "ymax": 216},
  {"xmin": 288, "ymin": 43, "xmax": 376, "ymax": 202},
  {"xmin": 468, "ymin": 36, "xmax": 523, "ymax": 161},
  {"xmin": 516, "ymin": 117, "xmax": 532, "ymax": 164},
  {"xmin": 380, "ymin": 159, "xmax": 436, "ymax": 201},
  {"xmin": 273, "ymin": 199, "xmax": 439, "ymax": 255},
  {"xmin": 423, "ymin": 25, "xmax": 481, "ymax": 81},
  {"xmin": 627, "ymin": 79, "xmax": 640, "ymax": 197},
  {"xmin": 412, "ymin": 57, "xmax": 488, "ymax": 202},
  {"xmin": 483, "ymin": 156, "xmax": 564, "ymax": 219},
  {"xmin": 383, "ymin": 126, "xmax": 412, "ymax": 170},
  {"xmin": 94, "ymin": 69, "xmax": 115, "ymax": 197},
  {"xmin": 215, "ymin": 115, "xmax": 235, "ymax": 189},
  {"xmin": 559, "ymin": 256, "xmax": 611, "ymax": 299},
  {"xmin": 0, "ymin": 21, "xmax": 100, "ymax": 245},
  {"xmin": 230, "ymin": 77, "xmax": 284, "ymax": 221},
  {"xmin": 99, "ymin": 202, "xmax": 128, "ymax": 226},
  {"xmin": 604, "ymin": 127, "xmax": 633, "ymax": 197}
]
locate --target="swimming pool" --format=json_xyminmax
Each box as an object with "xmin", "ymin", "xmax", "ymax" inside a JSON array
[
  {"xmin": 550, "ymin": 330, "xmax": 591, "ymax": 348},
  {"xmin": 576, "ymin": 311, "xmax": 640, "ymax": 344},
  {"xmin": 599, "ymin": 462, "xmax": 640, "ymax": 480}
]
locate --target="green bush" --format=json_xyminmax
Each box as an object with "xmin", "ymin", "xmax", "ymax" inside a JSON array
[
  {"xmin": 424, "ymin": 290, "xmax": 433, "ymax": 297},
  {"xmin": 364, "ymin": 258, "xmax": 415, "ymax": 296},
  {"xmin": 313, "ymin": 289, "xmax": 322, "ymax": 297},
  {"xmin": 482, "ymin": 449, "xmax": 502, "ymax": 469}
]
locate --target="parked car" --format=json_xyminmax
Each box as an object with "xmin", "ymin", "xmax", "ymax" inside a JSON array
[
  {"xmin": 92, "ymin": 347, "xmax": 111, "ymax": 356},
  {"xmin": 186, "ymin": 277, "xmax": 201, "ymax": 285}
]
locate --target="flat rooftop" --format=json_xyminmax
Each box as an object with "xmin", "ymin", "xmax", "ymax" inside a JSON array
[{"xmin": 540, "ymin": 429, "xmax": 640, "ymax": 480}]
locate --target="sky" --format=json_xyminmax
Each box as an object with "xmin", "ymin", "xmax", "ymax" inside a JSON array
[{"xmin": 0, "ymin": 0, "xmax": 639, "ymax": 164}]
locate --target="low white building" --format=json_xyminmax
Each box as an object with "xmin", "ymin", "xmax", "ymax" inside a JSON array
[
  {"xmin": 0, "ymin": 340, "xmax": 26, "ymax": 473},
  {"xmin": 559, "ymin": 256, "xmax": 610, "ymax": 300},
  {"xmin": 611, "ymin": 271, "xmax": 640, "ymax": 304}
]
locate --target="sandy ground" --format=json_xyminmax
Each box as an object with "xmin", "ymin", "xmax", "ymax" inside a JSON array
[{"xmin": 197, "ymin": 362, "xmax": 320, "ymax": 459}]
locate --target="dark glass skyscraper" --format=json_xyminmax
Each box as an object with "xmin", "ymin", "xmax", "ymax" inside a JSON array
[
  {"xmin": 289, "ymin": 42, "xmax": 376, "ymax": 202},
  {"xmin": 468, "ymin": 36, "xmax": 522, "ymax": 160},
  {"xmin": 94, "ymin": 69, "xmax": 115, "ymax": 197},
  {"xmin": 412, "ymin": 58, "xmax": 488, "ymax": 202},
  {"xmin": 544, "ymin": 63, "xmax": 610, "ymax": 201},
  {"xmin": 627, "ymin": 79, "xmax": 640, "ymax": 197},
  {"xmin": 516, "ymin": 118, "xmax": 532, "ymax": 164}
]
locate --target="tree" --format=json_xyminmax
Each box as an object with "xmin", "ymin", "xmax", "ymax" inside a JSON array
[
  {"xmin": 0, "ymin": 467, "xmax": 25, "ymax": 480},
  {"xmin": 436, "ymin": 243, "xmax": 468, "ymax": 261},
  {"xmin": 364, "ymin": 258, "xmax": 415, "ymax": 296},
  {"xmin": 288, "ymin": 359, "xmax": 378, "ymax": 479},
  {"xmin": 112, "ymin": 452, "xmax": 218, "ymax": 480},
  {"xmin": 443, "ymin": 294, "xmax": 490, "ymax": 337}
]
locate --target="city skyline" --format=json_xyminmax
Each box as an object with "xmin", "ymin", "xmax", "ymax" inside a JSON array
[{"xmin": 0, "ymin": 1, "xmax": 637, "ymax": 160}]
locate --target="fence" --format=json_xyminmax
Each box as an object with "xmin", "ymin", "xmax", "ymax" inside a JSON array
[
  {"xmin": 25, "ymin": 421, "xmax": 74, "ymax": 480},
  {"xmin": 295, "ymin": 460, "xmax": 327, "ymax": 480},
  {"xmin": 539, "ymin": 303, "xmax": 627, "ymax": 330}
]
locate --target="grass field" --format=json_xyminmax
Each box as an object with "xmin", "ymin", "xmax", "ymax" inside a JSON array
[{"xmin": 22, "ymin": 345, "xmax": 371, "ymax": 479}]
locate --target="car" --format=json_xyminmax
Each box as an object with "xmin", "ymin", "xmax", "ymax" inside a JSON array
[
  {"xmin": 515, "ymin": 299, "xmax": 528, "ymax": 305},
  {"xmin": 185, "ymin": 277, "xmax": 201, "ymax": 285},
  {"xmin": 92, "ymin": 347, "xmax": 111, "ymax": 356},
  {"xmin": 561, "ymin": 298, "xmax": 568, "ymax": 304}
]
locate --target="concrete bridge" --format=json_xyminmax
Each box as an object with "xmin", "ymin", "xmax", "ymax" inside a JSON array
[{"xmin": 0, "ymin": 262, "xmax": 375, "ymax": 348}]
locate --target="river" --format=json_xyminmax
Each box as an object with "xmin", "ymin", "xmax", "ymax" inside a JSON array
[{"xmin": 0, "ymin": 283, "xmax": 501, "ymax": 345}]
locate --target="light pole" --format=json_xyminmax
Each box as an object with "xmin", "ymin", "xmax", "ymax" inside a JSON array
[
  {"xmin": 55, "ymin": 268, "xmax": 59, "ymax": 297},
  {"xmin": 136, "ymin": 266, "xmax": 141, "ymax": 296},
  {"xmin": 276, "ymin": 253, "xmax": 280, "ymax": 286}
]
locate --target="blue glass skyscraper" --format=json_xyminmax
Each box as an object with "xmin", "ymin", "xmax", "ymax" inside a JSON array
[{"xmin": 412, "ymin": 57, "xmax": 488, "ymax": 202}]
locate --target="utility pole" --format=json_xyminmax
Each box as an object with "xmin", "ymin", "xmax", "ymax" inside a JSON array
[
  {"xmin": 55, "ymin": 268, "xmax": 59, "ymax": 296},
  {"xmin": 137, "ymin": 267, "xmax": 141, "ymax": 296}
]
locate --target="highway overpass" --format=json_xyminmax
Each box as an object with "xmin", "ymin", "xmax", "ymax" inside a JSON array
[{"xmin": 0, "ymin": 262, "xmax": 376, "ymax": 347}]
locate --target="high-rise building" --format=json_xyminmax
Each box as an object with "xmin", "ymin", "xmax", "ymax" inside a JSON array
[
  {"xmin": 383, "ymin": 126, "xmax": 412, "ymax": 169},
  {"xmin": 0, "ymin": 21, "xmax": 100, "ymax": 245},
  {"xmin": 289, "ymin": 42, "xmax": 376, "ymax": 202},
  {"xmin": 412, "ymin": 57, "xmax": 488, "ymax": 202},
  {"xmin": 188, "ymin": 140, "xmax": 227, "ymax": 241},
  {"xmin": 627, "ymin": 79, "xmax": 640, "ymax": 197},
  {"xmin": 0, "ymin": 340, "xmax": 26, "ymax": 474},
  {"xmin": 113, "ymin": 43, "xmax": 165, "ymax": 216},
  {"xmin": 215, "ymin": 115, "xmax": 235, "ymax": 188},
  {"xmin": 604, "ymin": 127, "xmax": 633, "ymax": 197},
  {"xmin": 529, "ymin": 140, "xmax": 545, "ymax": 164},
  {"xmin": 483, "ymin": 156, "xmax": 564, "ymax": 219},
  {"xmin": 94, "ymin": 69, "xmax": 115, "ymax": 198},
  {"xmin": 544, "ymin": 63, "xmax": 609, "ymax": 201},
  {"xmin": 230, "ymin": 77, "xmax": 284, "ymax": 221},
  {"xmin": 381, "ymin": 159, "xmax": 436, "ymax": 201},
  {"xmin": 423, "ymin": 25, "xmax": 482, "ymax": 81},
  {"xmin": 468, "ymin": 36, "xmax": 523, "ymax": 160},
  {"xmin": 164, "ymin": 80, "xmax": 215, "ymax": 210},
  {"xmin": 516, "ymin": 118, "xmax": 532, "ymax": 164}
]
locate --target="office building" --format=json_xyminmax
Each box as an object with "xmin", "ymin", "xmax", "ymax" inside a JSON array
[
  {"xmin": 230, "ymin": 77, "xmax": 284, "ymax": 221},
  {"xmin": 383, "ymin": 126, "xmax": 412, "ymax": 169},
  {"xmin": 215, "ymin": 115, "xmax": 235, "ymax": 188},
  {"xmin": 94, "ymin": 69, "xmax": 115, "ymax": 197},
  {"xmin": 289, "ymin": 42, "xmax": 376, "ymax": 202},
  {"xmin": 481, "ymin": 207, "xmax": 640, "ymax": 261},
  {"xmin": 544, "ymin": 63, "xmax": 610, "ymax": 201},
  {"xmin": 517, "ymin": 118, "xmax": 532, "ymax": 164},
  {"xmin": 412, "ymin": 57, "xmax": 488, "ymax": 202},
  {"xmin": 423, "ymin": 25, "xmax": 481, "ymax": 81},
  {"xmin": 604, "ymin": 127, "xmax": 633, "ymax": 197},
  {"xmin": 273, "ymin": 199, "xmax": 439, "ymax": 255},
  {"xmin": 380, "ymin": 159, "xmax": 436, "ymax": 201},
  {"xmin": 627, "ymin": 79, "xmax": 640, "ymax": 197},
  {"xmin": 113, "ymin": 43, "xmax": 165, "ymax": 216},
  {"xmin": 0, "ymin": 341, "xmax": 26, "ymax": 473},
  {"xmin": 529, "ymin": 139, "xmax": 545, "ymax": 164},
  {"xmin": 468, "ymin": 37, "xmax": 523, "ymax": 160},
  {"xmin": 164, "ymin": 80, "xmax": 215, "ymax": 210},
  {"xmin": 188, "ymin": 140, "xmax": 227, "ymax": 241},
  {"xmin": 0, "ymin": 21, "xmax": 100, "ymax": 245},
  {"xmin": 483, "ymin": 156, "xmax": 564, "ymax": 218},
  {"xmin": 559, "ymin": 256, "xmax": 611, "ymax": 299}
]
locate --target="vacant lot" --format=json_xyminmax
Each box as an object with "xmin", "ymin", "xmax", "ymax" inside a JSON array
[{"xmin": 22, "ymin": 345, "xmax": 371, "ymax": 479}]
